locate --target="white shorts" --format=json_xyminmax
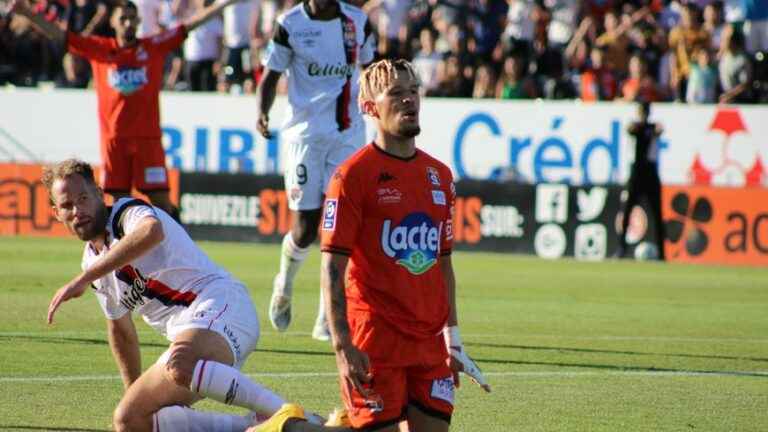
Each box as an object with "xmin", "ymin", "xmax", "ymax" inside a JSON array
[
  {"xmin": 284, "ymin": 122, "xmax": 366, "ymax": 211},
  {"xmin": 157, "ymin": 281, "xmax": 260, "ymax": 370}
]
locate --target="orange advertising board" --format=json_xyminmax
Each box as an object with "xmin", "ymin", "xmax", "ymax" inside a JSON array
[
  {"xmin": 663, "ymin": 185, "xmax": 768, "ymax": 266},
  {"xmin": 0, "ymin": 163, "xmax": 178, "ymax": 237}
]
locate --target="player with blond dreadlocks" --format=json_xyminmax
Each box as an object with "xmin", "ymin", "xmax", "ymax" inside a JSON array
[{"xmin": 249, "ymin": 58, "xmax": 489, "ymax": 432}]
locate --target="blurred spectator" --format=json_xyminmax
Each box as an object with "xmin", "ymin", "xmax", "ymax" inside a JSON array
[
  {"xmin": 686, "ymin": 47, "xmax": 717, "ymax": 103},
  {"xmin": 365, "ymin": 0, "xmax": 412, "ymax": 58},
  {"xmin": 6, "ymin": 13, "xmax": 45, "ymax": 86},
  {"xmin": 529, "ymin": 2, "xmax": 565, "ymax": 85},
  {"xmin": 659, "ymin": 0, "xmax": 683, "ymax": 30},
  {"xmin": 564, "ymin": 16, "xmax": 592, "ymax": 73},
  {"xmin": 719, "ymin": 25, "xmax": 754, "ymax": 103},
  {"xmin": 595, "ymin": 9, "xmax": 635, "ymax": 77},
  {"xmin": 578, "ymin": 45, "xmax": 618, "ymax": 101},
  {"xmin": 0, "ymin": 13, "xmax": 17, "ymax": 85},
  {"xmin": 703, "ymin": 1, "xmax": 724, "ymax": 52},
  {"xmin": 62, "ymin": 0, "xmax": 111, "ymax": 88},
  {"xmin": 545, "ymin": 0, "xmax": 578, "ymax": 49},
  {"xmin": 668, "ymin": 3, "xmax": 711, "ymax": 100},
  {"xmin": 621, "ymin": 53, "xmax": 663, "ymax": 101},
  {"xmin": 503, "ymin": 0, "xmax": 534, "ymax": 53},
  {"xmin": 467, "ymin": 0, "xmax": 508, "ymax": 62},
  {"xmin": 183, "ymin": 0, "xmax": 223, "ymax": 91},
  {"xmin": 495, "ymin": 52, "xmax": 537, "ymax": 98},
  {"xmin": 427, "ymin": 54, "xmax": 470, "ymax": 96},
  {"xmin": 472, "ymin": 62, "xmax": 497, "ymax": 97},
  {"xmin": 744, "ymin": 0, "xmax": 768, "ymax": 52},
  {"xmin": 412, "ymin": 26, "xmax": 443, "ymax": 94},
  {"xmin": 629, "ymin": 17, "xmax": 665, "ymax": 81},
  {"xmin": 134, "ymin": 0, "xmax": 164, "ymax": 37},
  {"xmin": 221, "ymin": 0, "xmax": 259, "ymax": 93}
]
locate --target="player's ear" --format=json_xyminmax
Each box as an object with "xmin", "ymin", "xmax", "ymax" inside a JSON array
[{"xmin": 362, "ymin": 100, "xmax": 378, "ymax": 118}]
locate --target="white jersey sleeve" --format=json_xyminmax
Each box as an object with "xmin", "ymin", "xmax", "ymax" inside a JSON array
[
  {"xmin": 263, "ymin": 21, "xmax": 293, "ymax": 72},
  {"xmin": 120, "ymin": 204, "xmax": 159, "ymax": 236},
  {"xmin": 81, "ymin": 246, "xmax": 130, "ymax": 320}
]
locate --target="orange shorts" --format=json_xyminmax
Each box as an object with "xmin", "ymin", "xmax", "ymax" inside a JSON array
[
  {"xmin": 341, "ymin": 313, "xmax": 454, "ymax": 429},
  {"xmin": 100, "ymin": 136, "xmax": 168, "ymax": 193}
]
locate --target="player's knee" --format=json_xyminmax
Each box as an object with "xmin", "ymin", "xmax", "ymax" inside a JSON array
[
  {"xmin": 164, "ymin": 345, "xmax": 196, "ymax": 388},
  {"xmin": 293, "ymin": 229, "xmax": 317, "ymax": 248}
]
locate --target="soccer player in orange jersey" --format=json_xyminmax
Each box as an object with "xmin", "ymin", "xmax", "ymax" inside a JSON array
[
  {"xmin": 8, "ymin": 0, "xmax": 240, "ymax": 219},
  {"xmin": 249, "ymin": 59, "xmax": 490, "ymax": 432}
]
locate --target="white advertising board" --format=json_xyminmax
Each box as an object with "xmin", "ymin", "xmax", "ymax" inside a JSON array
[{"xmin": 1, "ymin": 88, "xmax": 766, "ymax": 187}]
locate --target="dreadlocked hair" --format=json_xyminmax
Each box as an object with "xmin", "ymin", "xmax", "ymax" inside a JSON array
[{"xmin": 358, "ymin": 59, "xmax": 420, "ymax": 113}]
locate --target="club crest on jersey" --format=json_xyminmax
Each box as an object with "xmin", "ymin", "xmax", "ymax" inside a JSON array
[
  {"xmin": 342, "ymin": 20, "xmax": 356, "ymax": 49},
  {"xmin": 381, "ymin": 212, "xmax": 442, "ymax": 275},
  {"xmin": 427, "ymin": 167, "xmax": 440, "ymax": 186},
  {"xmin": 108, "ymin": 66, "xmax": 148, "ymax": 95},
  {"xmin": 322, "ymin": 199, "xmax": 338, "ymax": 231}
]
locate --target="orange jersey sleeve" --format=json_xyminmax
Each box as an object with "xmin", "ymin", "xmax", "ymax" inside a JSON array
[{"xmin": 66, "ymin": 32, "xmax": 117, "ymax": 62}]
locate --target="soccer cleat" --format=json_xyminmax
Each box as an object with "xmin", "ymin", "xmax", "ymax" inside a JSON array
[
  {"xmin": 325, "ymin": 408, "xmax": 352, "ymax": 427},
  {"xmin": 311, "ymin": 319, "xmax": 331, "ymax": 342},
  {"xmin": 269, "ymin": 276, "xmax": 292, "ymax": 331},
  {"xmin": 248, "ymin": 403, "xmax": 306, "ymax": 432}
]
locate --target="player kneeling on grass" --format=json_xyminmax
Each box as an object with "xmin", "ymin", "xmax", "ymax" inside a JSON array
[
  {"xmin": 42, "ymin": 159, "xmax": 324, "ymax": 432},
  {"xmin": 247, "ymin": 59, "xmax": 490, "ymax": 432}
]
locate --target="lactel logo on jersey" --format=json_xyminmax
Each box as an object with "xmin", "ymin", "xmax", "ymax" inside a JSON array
[
  {"xmin": 452, "ymin": 112, "xmax": 668, "ymax": 185},
  {"xmin": 381, "ymin": 213, "xmax": 442, "ymax": 275},
  {"xmin": 108, "ymin": 66, "xmax": 149, "ymax": 95}
]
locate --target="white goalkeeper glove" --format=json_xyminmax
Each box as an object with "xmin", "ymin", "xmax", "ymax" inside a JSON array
[{"xmin": 443, "ymin": 326, "xmax": 491, "ymax": 393}]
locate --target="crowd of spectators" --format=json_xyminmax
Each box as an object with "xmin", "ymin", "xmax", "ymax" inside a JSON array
[{"xmin": 1, "ymin": 0, "xmax": 767, "ymax": 103}]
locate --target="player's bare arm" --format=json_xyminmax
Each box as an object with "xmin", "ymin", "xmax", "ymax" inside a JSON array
[
  {"xmin": 47, "ymin": 216, "xmax": 164, "ymax": 324},
  {"xmin": 107, "ymin": 314, "xmax": 142, "ymax": 389},
  {"xmin": 7, "ymin": 0, "xmax": 65, "ymax": 43},
  {"xmin": 321, "ymin": 252, "xmax": 372, "ymax": 394},
  {"xmin": 183, "ymin": 0, "xmax": 243, "ymax": 32},
  {"xmin": 256, "ymin": 69, "xmax": 282, "ymax": 138}
]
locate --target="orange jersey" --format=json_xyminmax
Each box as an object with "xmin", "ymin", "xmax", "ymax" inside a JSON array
[
  {"xmin": 66, "ymin": 27, "xmax": 187, "ymax": 139},
  {"xmin": 321, "ymin": 144, "xmax": 455, "ymax": 340}
]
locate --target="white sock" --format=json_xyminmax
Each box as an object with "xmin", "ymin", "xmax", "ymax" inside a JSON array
[
  {"xmin": 153, "ymin": 405, "xmax": 251, "ymax": 432},
  {"xmin": 275, "ymin": 233, "xmax": 310, "ymax": 297},
  {"xmin": 315, "ymin": 281, "xmax": 327, "ymax": 328},
  {"xmin": 191, "ymin": 360, "xmax": 286, "ymax": 416}
]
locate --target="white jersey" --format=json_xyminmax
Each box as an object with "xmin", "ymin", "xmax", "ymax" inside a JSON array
[
  {"xmin": 262, "ymin": 1, "xmax": 375, "ymax": 138},
  {"xmin": 83, "ymin": 198, "xmax": 237, "ymax": 335}
]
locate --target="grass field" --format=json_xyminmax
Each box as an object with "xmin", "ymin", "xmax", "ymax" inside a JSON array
[{"xmin": 0, "ymin": 236, "xmax": 767, "ymax": 432}]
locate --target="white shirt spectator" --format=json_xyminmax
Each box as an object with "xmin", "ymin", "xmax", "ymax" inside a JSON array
[
  {"xmin": 224, "ymin": 0, "xmax": 259, "ymax": 49},
  {"xmin": 546, "ymin": 0, "xmax": 577, "ymax": 46},
  {"xmin": 184, "ymin": 17, "xmax": 223, "ymax": 61},
  {"xmin": 378, "ymin": 0, "xmax": 411, "ymax": 40},
  {"xmin": 134, "ymin": 0, "xmax": 165, "ymax": 37},
  {"xmin": 504, "ymin": 0, "xmax": 533, "ymax": 41},
  {"xmin": 413, "ymin": 51, "xmax": 443, "ymax": 93}
]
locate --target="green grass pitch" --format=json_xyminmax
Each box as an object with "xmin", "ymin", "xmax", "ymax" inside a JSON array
[{"xmin": 0, "ymin": 236, "xmax": 767, "ymax": 431}]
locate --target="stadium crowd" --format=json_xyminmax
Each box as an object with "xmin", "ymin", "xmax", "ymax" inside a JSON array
[{"xmin": 1, "ymin": 0, "xmax": 767, "ymax": 103}]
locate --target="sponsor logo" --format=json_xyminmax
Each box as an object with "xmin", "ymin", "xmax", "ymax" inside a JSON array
[
  {"xmin": 381, "ymin": 212, "xmax": 442, "ymax": 275},
  {"xmin": 377, "ymin": 171, "xmax": 396, "ymax": 183},
  {"xmin": 480, "ymin": 205, "xmax": 524, "ymax": 238},
  {"xmin": 136, "ymin": 46, "xmax": 148, "ymax": 61},
  {"xmin": 289, "ymin": 186, "xmax": 303, "ymax": 203},
  {"xmin": 180, "ymin": 194, "xmax": 260, "ymax": 227},
  {"xmin": 307, "ymin": 62, "xmax": 355, "ymax": 77},
  {"xmin": 116, "ymin": 268, "xmax": 148, "ymax": 310},
  {"xmin": 107, "ymin": 66, "xmax": 148, "ymax": 95},
  {"xmin": 322, "ymin": 199, "xmax": 338, "ymax": 231},
  {"xmin": 534, "ymin": 223, "xmax": 566, "ymax": 259},
  {"xmin": 688, "ymin": 108, "xmax": 765, "ymax": 187},
  {"xmin": 293, "ymin": 28, "xmax": 321, "ymax": 38},
  {"xmin": 427, "ymin": 167, "xmax": 440, "ymax": 186},
  {"xmin": 377, "ymin": 187, "xmax": 402, "ymax": 205},
  {"xmin": 535, "ymin": 184, "xmax": 568, "ymax": 223},
  {"xmin": 222, "ymin": 324, "xmax": 242, "ymax": 361},
  {"xmin": 577, "ymin": 187, "xmax": 607, "ymax": 221},
  {"xmin": 574, "ymin": 223, "xmax": 607, "ymax": 261},
  {"xmin": 665, "ymin": 193, "xmax": 712, "ymax": 257},
  {"xmin": 430, "ymin": 377, "xmax": 455, "ymax": 404},
  {"xmin": 432, "ymin": 190, "xmax": 446, "ymax": 205}
]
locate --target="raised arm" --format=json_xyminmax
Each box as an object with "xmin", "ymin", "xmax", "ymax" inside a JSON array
[
  {"xmin": 321, "ymin": 252, "xmax": 372, "ymax": 394},
  {"xmin": 183, "ymin": 0, "xmax": 241, "ymax": 32},
  {"xmin": 107, "ymin": 314, "xmax": 142, "ymax": 389},
  {"xmin": 8, "ymin": 0, "xmax": 65, "ymax": 44},
  {"xmin": 47, "ymin": 216, "xmax": 165, "ymax": 324}
]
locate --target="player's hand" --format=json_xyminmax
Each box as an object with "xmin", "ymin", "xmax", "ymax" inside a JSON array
[
  {"xmin": 257, "ymin": 113, "xmax": 271, "ymax": 139},
  {"xmin": 448, "ymin": 345, "xmax": 491, "ymax": 393},
  {"xmin": 444, "ymin": 326, "xmax": 491, "ymax": 393},
  {"xmin": 47, "ymin": 276, "xmax": 89, "ymax": 324},
  {"xmin": 335, "ymin": 343, "xmax": 372, "ymax": 396}
]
